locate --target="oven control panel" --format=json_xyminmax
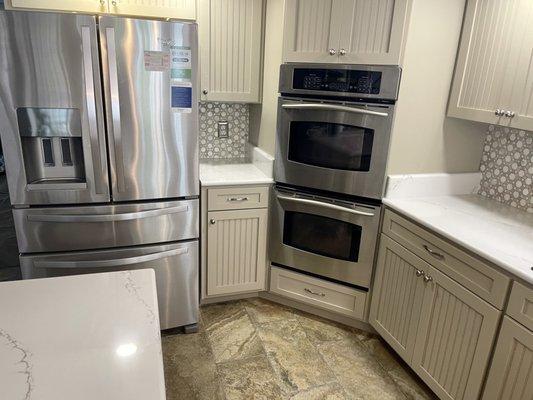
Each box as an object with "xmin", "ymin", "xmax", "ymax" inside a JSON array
[{"xmin": 293, "ymin": 68, "xmax": 382, "ymax": 95}]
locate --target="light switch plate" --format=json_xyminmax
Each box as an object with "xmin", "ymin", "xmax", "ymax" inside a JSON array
[{"xmin": 217, "ymin": 121, "xmax": 229, "ymax": 138}]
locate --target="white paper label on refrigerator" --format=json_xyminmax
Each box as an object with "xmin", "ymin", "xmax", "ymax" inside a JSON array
[
  {"xmin": 171, "ymin": 82, "xmax": 192, "ymax": 113},
  {"xmin": 170, "ymin": 46, "xmax": 192, "ymax": 80},
  {"xmin": 144, "ymin": 51, "xmax": 170, "ymax": 71}
]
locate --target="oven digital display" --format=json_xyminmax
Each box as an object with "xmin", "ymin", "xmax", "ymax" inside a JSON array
[{"xmin": 292, "ymin": 68, "xmax": 382, "ymax": 94}]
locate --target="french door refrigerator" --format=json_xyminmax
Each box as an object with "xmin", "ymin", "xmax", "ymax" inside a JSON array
[{"xmin": 0, "ymin": 11, "xmax": 199, "ymax": 330}]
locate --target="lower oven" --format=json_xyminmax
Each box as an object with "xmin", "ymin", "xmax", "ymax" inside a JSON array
[{"xmin": 270, "ymin": 185, "xmax": 381, "ymax": 288}]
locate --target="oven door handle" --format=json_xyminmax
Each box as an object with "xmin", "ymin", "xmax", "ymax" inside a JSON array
[
  {"xmin": 281, "ymin": 103, "xmax": 389, "ymax": 117},
  {"xmin": 276, "ymin": 194, "xmax": 375, "ymax": 217}
]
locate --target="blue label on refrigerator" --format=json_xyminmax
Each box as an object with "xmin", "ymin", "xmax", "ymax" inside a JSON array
[{"xmin": 171, "ymin": 83, "xmax": 192, "ymax": 113}]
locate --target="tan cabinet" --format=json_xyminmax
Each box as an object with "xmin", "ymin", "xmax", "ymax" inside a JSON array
[
  {"xmin": 282, "ymin": 0, "xmax": 410, "ymax": 65},
  {"xmin": 483, "ymin": 316, "xmax": 533, "ymax": 400},
  {"xmin": 6, "ymin": 0, "xmax": 197, "ymax": 20},
  {"xmin": 448, "ymin": 0, "xmax": 533, "ymax": 131},
  {"xmin": 198, "ymin": 0, "xmax": 264, "ymax": 103},
  {"xmin": 370, "ymin": 231, "xmax": 501, "ymax": 400}
]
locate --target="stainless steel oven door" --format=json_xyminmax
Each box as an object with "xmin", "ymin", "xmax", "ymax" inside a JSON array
[
  {"xmin": 269, "ymin": 187, "xmax": 381, "ymax": 288},
  {"xmin": 275, "ymin": 98, "xmax": 394, "ymax": 199}
]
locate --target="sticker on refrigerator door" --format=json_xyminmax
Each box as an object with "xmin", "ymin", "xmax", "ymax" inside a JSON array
[
  {"xmin": 144, "ymin": 51, "xmax": 170, "ymax": 71},
  {"xmin": 171, "ymin": 83, "xmax": 192, "ymax": 113},
  {"xmin": 170, "ymin": 46, "xmax": 192, "ymax": 80}
]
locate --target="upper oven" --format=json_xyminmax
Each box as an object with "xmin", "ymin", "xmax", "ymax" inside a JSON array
[{"xmin": 275, "ymin": 64, "xmax": 401, "ymax": 200}]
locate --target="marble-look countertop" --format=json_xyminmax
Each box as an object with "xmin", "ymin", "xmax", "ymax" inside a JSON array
[
  {"xmin": 0, "ymin": 270, "xmax": 166, "ymax": 400},
  {"xmin": 383, "ymin": 194, "xmax": 533, "ymax": 284},
  {"xmin": 200, "ymin": 162, "xmax": 274, "ymax": 187}
]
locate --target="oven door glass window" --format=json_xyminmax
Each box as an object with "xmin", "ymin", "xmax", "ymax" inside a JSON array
[
  {"xmin": 283, "ymin": 211, "xmax": 361, "ymax": 262},
  {"xmin": 288, "ymin": 121, "xmax": 374, "ymax": 171}
]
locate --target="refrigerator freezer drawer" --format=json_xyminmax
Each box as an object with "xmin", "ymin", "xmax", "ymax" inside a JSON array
[
  {"xmin": 13, "ymin": 199, "xmax": 199, "ymax": 253},
  {"xmin": 20, "ymin": 240, "xmax": 199, "ymax": 330}
]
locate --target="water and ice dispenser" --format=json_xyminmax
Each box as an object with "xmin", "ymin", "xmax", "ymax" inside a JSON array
[{"xmin": 17, "ymin": 108, "xmax": 86, "ymax": 188}]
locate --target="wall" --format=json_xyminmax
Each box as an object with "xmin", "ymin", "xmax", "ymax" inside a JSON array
[
  {"xmin": 479, "ymin": 126, "xmax": 532, "ymax": 213},
  {"xmin": 386, "ymin": 0, "xmax": 486, "ymax": 174},
  {"xmin": 199, "ymin": 102, "xmax": 249, "ymax": 160},
  {"xmin": 249, "ymin": 0, "xmax": 284, "ymax": 157}
]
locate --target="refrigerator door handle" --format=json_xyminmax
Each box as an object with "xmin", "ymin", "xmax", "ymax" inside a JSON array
[
  {"xmin": 81, "ymin": 25, "xmax": 106, "ymax": 195},
  {"xmin": 26, "ymin": 204, "xmax": 189, "ymax": 223},
  {"xmin": 105, "ymin": 27, "xmax": 126, "ymax": 193},
  {"xmin": 33, "ymin": 247, "xmax": 189, "ymax": 269}
]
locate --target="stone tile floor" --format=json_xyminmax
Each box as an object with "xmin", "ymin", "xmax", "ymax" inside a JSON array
[{"xmin": 162, "ymin": 298, "xmax": 437, "ymax": 400}]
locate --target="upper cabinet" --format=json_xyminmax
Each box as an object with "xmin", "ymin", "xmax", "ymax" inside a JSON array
[
  {"xmin": 5, "ymin": 0, "xmax": 197, "ymax": 20},
  {"xmin": 282, "ymin": 0, "xmax": 411, "ymax": 65},
  {"xmin": 198, "ymin": 0, "xmax": 264, "ymax": 103},
  {"xmin": 448, "ymin": 0, "xmax": 533, "ymax": 131}
]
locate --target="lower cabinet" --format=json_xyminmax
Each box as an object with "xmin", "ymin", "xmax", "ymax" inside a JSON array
[
  {"xmin": 206, "ymin": 206, "xmax": 268, "ymax": 296},
  {"xmin": 370, "ymin": 234, "xmax": 501, "ymax": 400}
]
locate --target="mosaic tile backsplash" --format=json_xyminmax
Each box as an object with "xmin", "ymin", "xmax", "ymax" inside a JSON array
[
  {"xmin": 199, "ymin": 102, "xmax": 249, "ymax": 160},
  {"xmin": 479, "ymin": 125, "xmax": 533, "ymax": 212}
]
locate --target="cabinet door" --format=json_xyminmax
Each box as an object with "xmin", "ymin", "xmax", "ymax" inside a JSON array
[
  {"xmin": 448, "ymin": 0, "xmax": 533, "ymax": 130},
  {"xmin": 7, "ymin": 0, "xmax": 108, "ymax": 13},
  {"xmin": 338, "ymin": 0, "xmax": 410, "ymax": 65},
  {"xmin": 109, "ymin": 0, "xmax": 196, "ymax": 20},
  {"xmin": 412, "ymin": 264, "xmax": 500, "ymax": 400},
  {"xmin": 369, "ymin": 235, "xmax": 426, "ymax": 363},
  {"xmin": 282, "ymin": 0, "xmax": 343, "ymax": 63},
  {"xmin": 199, "ymin": 0, "xmax": 263, "ymax": 102},
  {"xmin": 482, "ymin": 316, "xmax": 533, "ymax": 400},
  {"xmin": 206, "ymin": 208, "xmax": 267, "ymax": 296}
]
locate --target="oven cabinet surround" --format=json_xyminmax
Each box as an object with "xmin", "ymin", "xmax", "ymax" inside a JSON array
[
  {"xmin": 198, "ymin": 0, "xmax": 264, "ymax": 103},
  {"xmin": 201, "ymin": 185, "xmax": 269, "ymax": 300},
  {"xmin": 5, "ymin": 0, "xmax": 197, "ymax": 19},
  {"xmin": 282, "ymin": 0, "xmax": 411, "ymax": 65},
  {"xmin": 448, "ymin": 0, "xmax": 533, "ymax": 131},
  {"xmin": 370, "ymin": 210, "xmax": 510, "ymax": 400},
  {"xmin": 482, "ymin": 282, "xmax": 533, "ymax": 400}
]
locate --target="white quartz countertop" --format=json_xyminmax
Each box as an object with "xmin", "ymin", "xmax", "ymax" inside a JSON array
[
  {"xmin": 383, "ymin": 194, "xmax": 533, "ymax": 284},
  {"xmin": 0, "ymin": 270, "xmax": 166, "ymax": 400},
  {"xmin": 200, "ymin": 162, "xmax": 274, "ymax": 187}
]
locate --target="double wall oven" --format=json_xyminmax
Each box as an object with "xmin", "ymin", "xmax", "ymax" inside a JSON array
[{"xmin": 271, "ymin": 64, "xmax": 401, "ymax": 288}]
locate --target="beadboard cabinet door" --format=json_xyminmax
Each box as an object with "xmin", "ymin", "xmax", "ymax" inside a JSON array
[
  {"xmin": 338, "ymin": 0, "xmax": 410, "ymax": 65},
  {"xmin": 412, "ymin": 264, "xmax": 500, "ymax": 400},
  {"xmin": 206, "ymin": 208, "xmax": 267, "ymax": 296},
  {"xmin": 482, "ymin": 317, "xmax": 533, "ymax": 400},
  {"xmin": 448, "ymin": 0, "xmax": 533, "ymax": 131},
  {"xmin": 369, "ymin": 235, "xmax": 426, "ymax": 362},
  {"xmin": 282, "ymin": 0, "xmax": 343, "ymax": 63},
  {"xmin": 198, "ymin": 0, "xmax": 263, "ymax": 103},
  {"xmin": 6, "ymin": 0, "xmax": 108, "ymax": 13},
  {"xmin": 110, "ymin": 0, "xmax": 196, "ymax": 20}
]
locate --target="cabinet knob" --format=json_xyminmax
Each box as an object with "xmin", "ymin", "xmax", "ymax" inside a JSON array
[
  {"xmin": 111, "ymin": 0, "xmax": 117, "ymax": 6},
  {"xmin": 415, "ymin": 269, "xmax": 424, "ymax": 277},
  {"xmin": 505, "ymin": 110, "xmax": 515, "ymax": 118},
  {"xmin": 100, "ymin": 0, "xmax": 106, "ymax": 5},
  {"xmin": 202, "ymin": 89, "xmax": 208, "ymax": 95},
  {"xmin": 423, "ymin": 274, "xmax": 433, "ymax": 283},
  {"xmin": 209, "ymin": 219, "xmax": 216, "ymax": 225},
  {"xmin": 495, "ymin": 109, "xmax": 503, "ymax": 117},
  {"xmin": 329, "ymin": 48, "xmax": 337, "ymax": 56},
  {"xmin": 339, "ymin": 48, "xmax": 347, "ymax": 56}
]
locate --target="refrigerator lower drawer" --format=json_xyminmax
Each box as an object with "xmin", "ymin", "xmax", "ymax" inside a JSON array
[
  {"xmin": 13, "ymin": 199, "xmax": 199, "ymax": 253},
  {"xmin": 20, "ymin": 240, "xmax": 199, "ymax": 330}
]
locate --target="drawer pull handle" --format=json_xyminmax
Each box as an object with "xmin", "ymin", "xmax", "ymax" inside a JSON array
[
  {"xmin": 415, "ymin": 269, "xmax": 424, "ymax": 277},
  {"xmin": 227, "ymin": 197, "xmax": 249, "ymax": 202},
  {"xmin": 423, "ymin": 245, "xmax": 445, "ymax": 260},
  {"xmin": 423, "ymin": 274, "xmax": 433, "ymax": 283},
  {"xmin": 304, "ymin": 288, "xmax": 326, "ymax": 297}
]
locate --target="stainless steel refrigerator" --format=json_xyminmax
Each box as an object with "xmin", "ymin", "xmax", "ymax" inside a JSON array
[{"xmin": 0, "ymin": 11, "xmax": 199, "ymax": 330}]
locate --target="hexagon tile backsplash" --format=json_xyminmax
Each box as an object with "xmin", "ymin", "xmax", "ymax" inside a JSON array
[
  {"xmin": 479, "ymin": 125, "xmax": 533, "ymax": 213},
  {"xmin": 199, "ymin": 102, "xmax": 249, "ymax": 160}
]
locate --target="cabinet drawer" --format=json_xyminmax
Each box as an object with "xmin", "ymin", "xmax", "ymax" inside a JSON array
[
  {"xmin": 270, "ymin": 266, "xmax": 367, "ymax": 319},
  {"xmin": 382, "ymin": 209, "xmax": 510, "ymax": 309},
  {"xmin": 208, "ymin": 186, "xmax": 269, "ymax": 211},
  {"xmin": 507, "ymin": 282, "xmax": 533, "ymax": 331}
]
